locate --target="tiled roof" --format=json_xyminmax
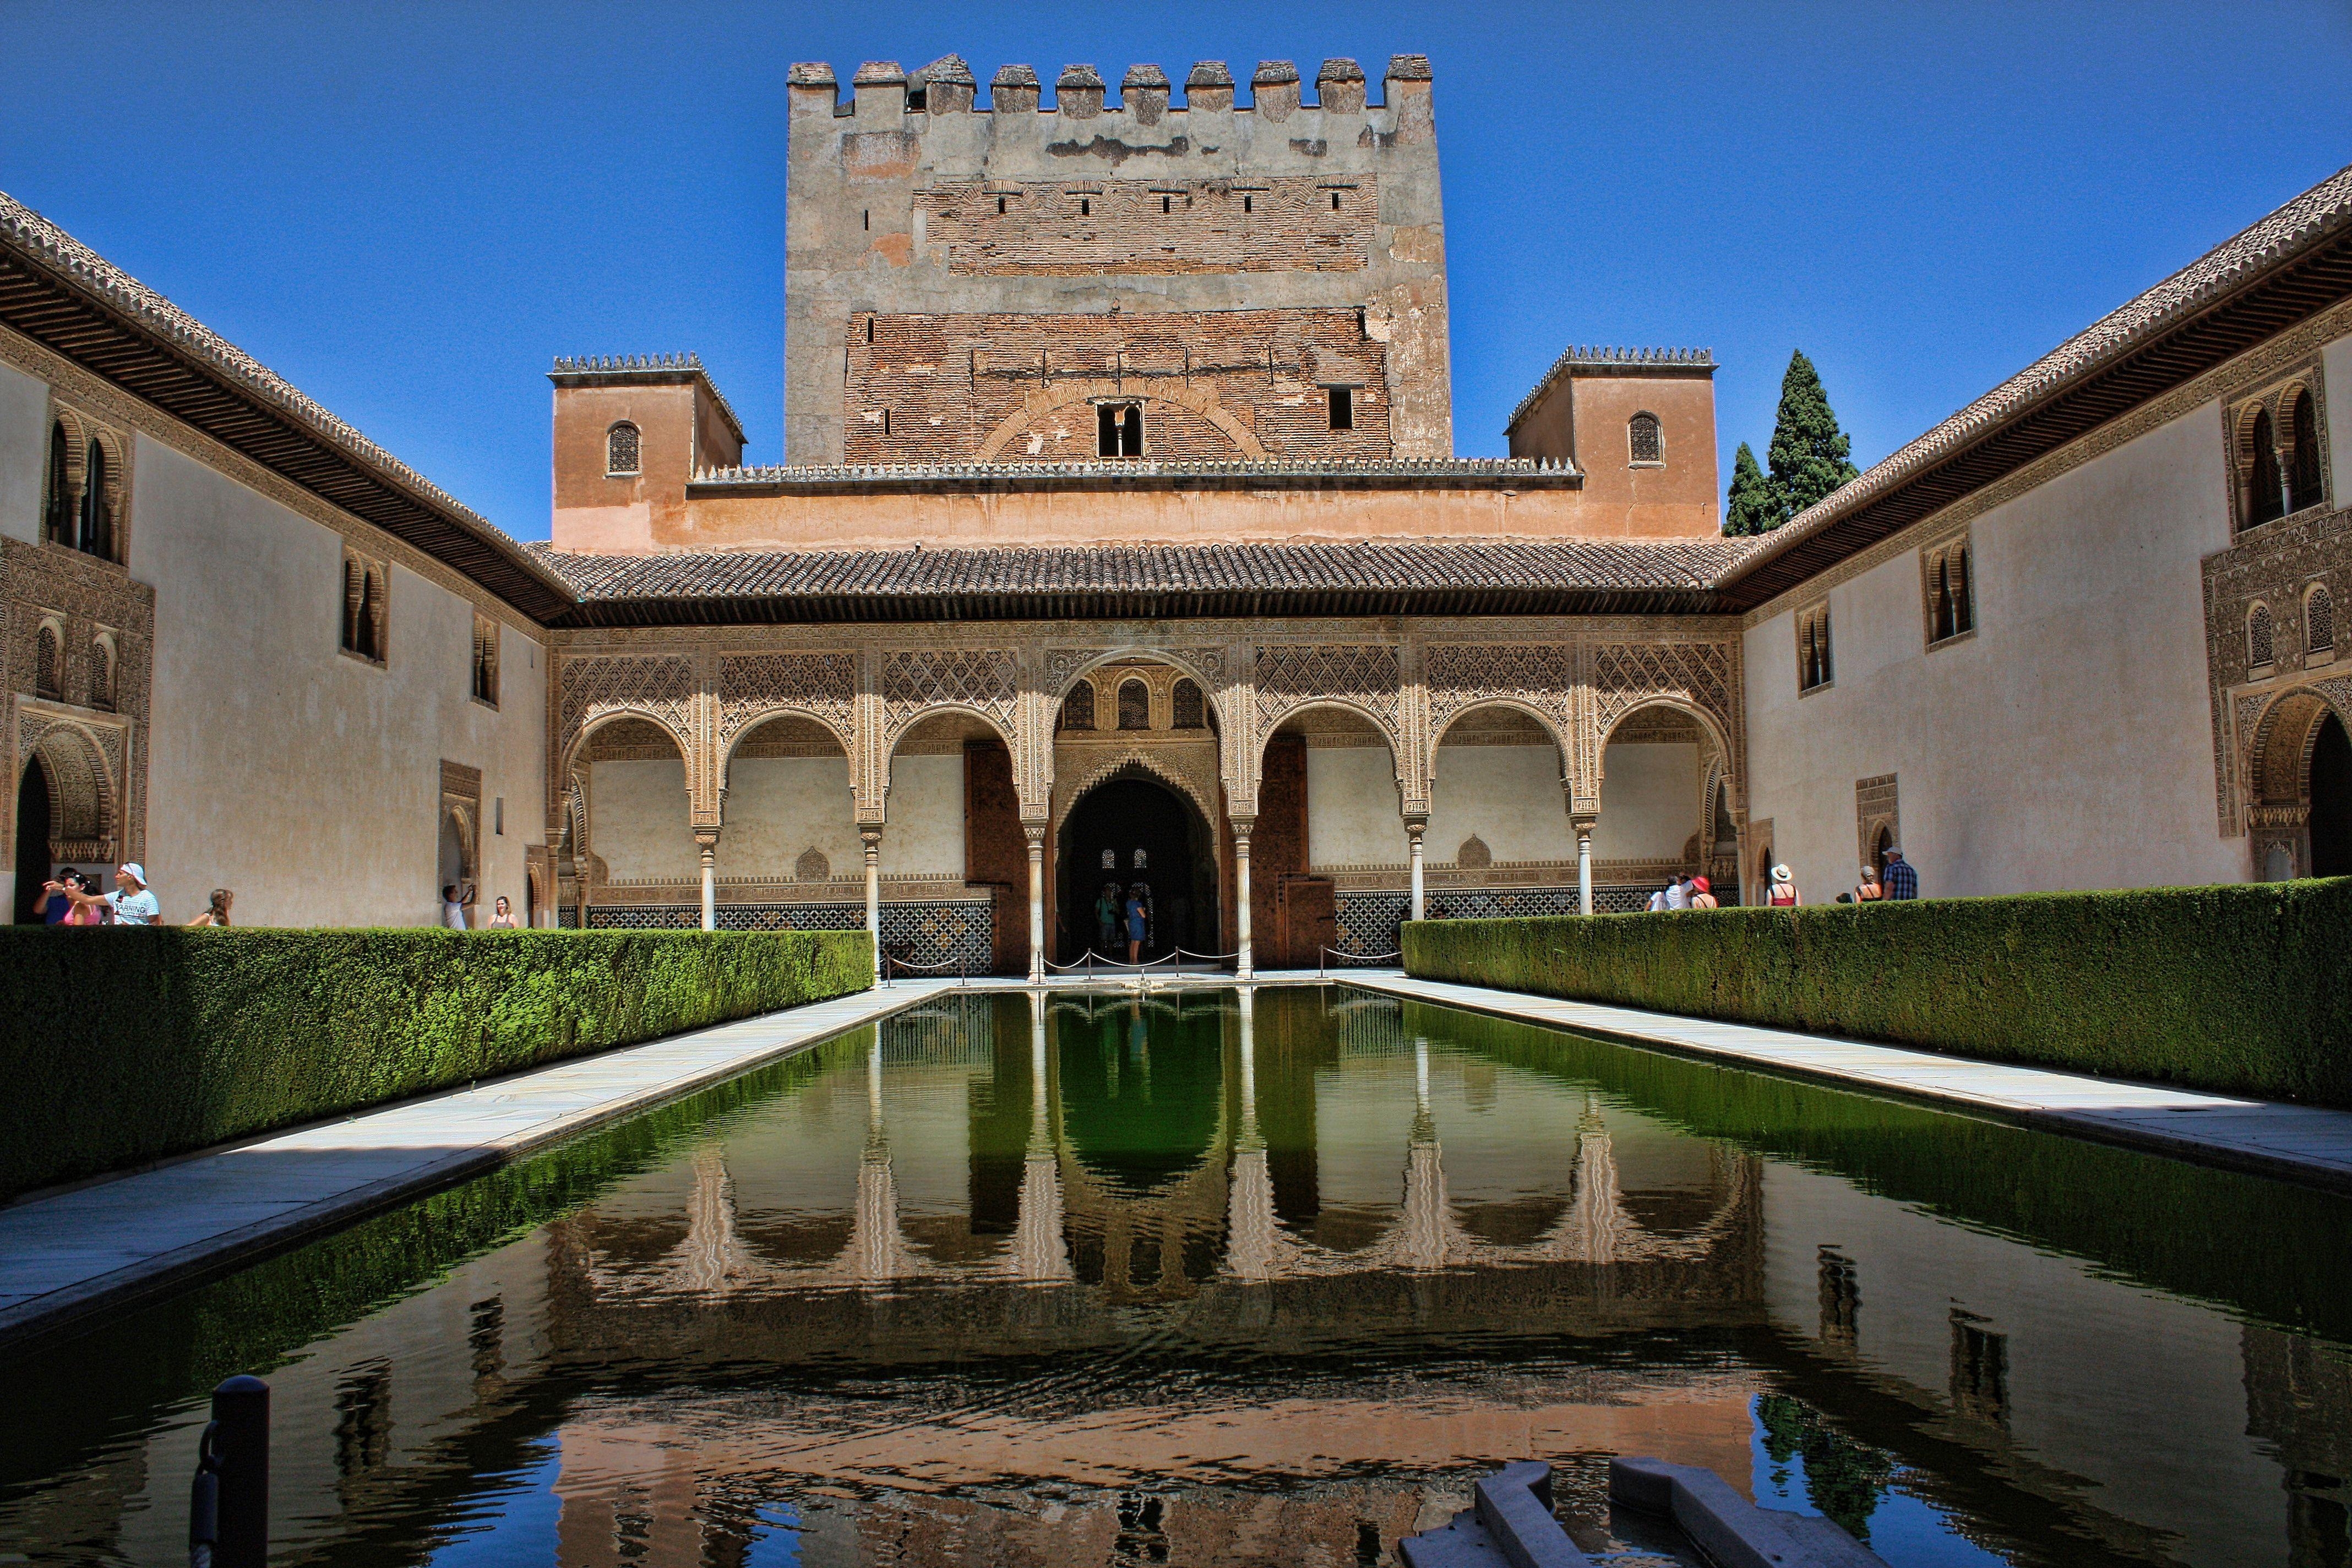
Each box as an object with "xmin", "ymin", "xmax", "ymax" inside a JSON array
[
  {"xmin": 693, "ymin": 456, "xmax": 1582, "ymax": 487},
  {"xmin": 532, "ymin": 538, "xmax": 1757, "ymax": 625},
  {"xmin": 0, "ymin": 188, "xmax": 574, "ymax": 620},
  {"xmin": 1721, "ymin": 161, "xmax": 2352, "ymax": 607}
]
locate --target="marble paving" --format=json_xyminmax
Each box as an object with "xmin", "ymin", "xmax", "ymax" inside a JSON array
[{"xmin": 0, "ymin": 980, "xmax": 956, "ymax": 1348}]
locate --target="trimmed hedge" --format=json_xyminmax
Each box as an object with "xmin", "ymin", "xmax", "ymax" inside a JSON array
[
  {"xmin": 0, "ymin": 927, "xmax": 871, "ymax": 1200},
  {"xmin": 1401, "ymin": 880, "xmax": 2352, "ymax": 1106}
]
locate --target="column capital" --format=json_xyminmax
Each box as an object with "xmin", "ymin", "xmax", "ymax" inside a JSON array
[
  {"xmin": 1023, "ymin": 823, "xmax": 1048, "ymax": 847},
  {"xmin": 1403, "ymin": 816, "xmax": 1428, "ymax": 839},
  {"xmin": 1570, "ymin": 811, "xmax": 1599, "ymax": 836},
  {"xmin": 859, "ymin": 825, "xmax": 884, "ymax": 847},
  {"xmin": 693, "ymin": 827, "xmax": 721, "ymax": 852},
  {"xmin": 1228, "ymin": 814, "xmax": 1256, "ymax": 839}
]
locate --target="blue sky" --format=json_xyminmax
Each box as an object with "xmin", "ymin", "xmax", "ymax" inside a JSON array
[{"xmin": 2, "ymin": 1, "xmax": 2346, "ymax": 542}]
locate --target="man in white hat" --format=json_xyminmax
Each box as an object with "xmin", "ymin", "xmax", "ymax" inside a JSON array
[{"xmin": 46, "ymin": 863, "xmax": 159, "ymax": 925}]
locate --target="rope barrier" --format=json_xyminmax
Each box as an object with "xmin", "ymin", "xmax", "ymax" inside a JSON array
[
  {"xmin": 1317, "ymin": 946, "xmax": 1403, "ymax": 978},
  {"xmin": 884, "ymin": 952, "xmax": 970, "ymax": 985}
]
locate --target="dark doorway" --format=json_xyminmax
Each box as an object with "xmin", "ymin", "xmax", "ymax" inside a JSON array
[
  {"xmin": 1058, "ymin": 776, "xmax": 1216, "ymax": 962},
  {"xmin": 2310, "ymin": 713, "xmax": 2352, "ymax": 878},
  {"xmin": 13, "ymin": 760, "xmax": 52, "ymax": 923}
]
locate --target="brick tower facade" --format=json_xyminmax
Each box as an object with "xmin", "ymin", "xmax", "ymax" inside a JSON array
[{"xmin": 781, "ymin": 55, "xmax": 1453, "ymax": 466}]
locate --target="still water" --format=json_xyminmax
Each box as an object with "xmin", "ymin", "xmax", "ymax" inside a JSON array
[{"xmin": 3, "ymin": 987, "xmax": 2349, "ymax": 1567}]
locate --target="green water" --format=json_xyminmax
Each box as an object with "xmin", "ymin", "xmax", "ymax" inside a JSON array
[{"xmin": 2, "ymin": 986, "xmax": 2347, "ymax": 1567}]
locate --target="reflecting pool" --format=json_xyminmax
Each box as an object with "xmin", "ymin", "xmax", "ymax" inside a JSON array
[{"xmin": 4, "ymin": 987, "xmax": 2350, "ymax": 1567}]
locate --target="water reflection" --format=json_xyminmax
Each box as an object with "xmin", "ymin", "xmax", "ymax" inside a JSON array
[{"xmin": 4, "ymin": 987, "xmax": 2351, "ymax": 1568}]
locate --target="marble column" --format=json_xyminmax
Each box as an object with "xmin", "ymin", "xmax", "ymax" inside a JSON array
[
  {"xmin": 861, "ymin": 826, "xmax": 883, "ymax": 981},
  {"xmin": 1233, "ymin": 822, "xmax": 1255, "ymax": 980},
  {"xmin": 1026, "ymin": 824, "xmax": 1046, "ymax": 985},
  {"xmin": 695, "ymin": 830, "xmax": 719, "ymax": 932}
]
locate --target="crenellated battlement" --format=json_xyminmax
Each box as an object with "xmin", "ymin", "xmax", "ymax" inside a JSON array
[{"xmin": 785, "ymin": 53, "xmax": 1434, "ymax": 119}]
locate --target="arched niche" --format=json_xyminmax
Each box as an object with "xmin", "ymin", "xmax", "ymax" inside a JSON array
[{"xmin": 1427, "ymin": 701, "xmax": 1576, "ymax": 872}]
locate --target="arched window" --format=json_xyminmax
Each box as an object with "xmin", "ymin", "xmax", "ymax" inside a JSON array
[
  {"xmin": 1927, "ymin": 539, "xmax": 1974, "ymax": 645},
  {"xmin": 34, "ymin": 623, "xmax": 61, "ymax": 700},
  {"xmin": 78, "ymin": 440, "xmax": 109, "ymax": 559},
  {"xmin": 2308, "ymin": 585, "xmax": 2336, "ymax": 657},
  {"xmin": 2248, "ymin": 601, "xmax": 2276, "ymax": 670},
  {"xmin": 471, "ymin": 615, "xmax": 499, "ymax": 705},
  {"xmin": 1117, "ymin": 678, "xmax": 1151, "ymax": 729},
  {"xmin": 1097, "ymin": 403, "xmax": 1144, "ymax": 458},
  {"xmin": 1059, "ymin": 680, "xmax": 1096, "ymax": 732},
  {"xmin": 1171, "ymin": 677, "xmax": 1206, "ymax": 729},
  {"xmin": 1798, "ymin": 604, "xmax": 1833, "ymax": 693},
  {"xmin": 42, "ymin": 422, "xmax": 72, "ymax": 546},
  {"xmin": 607, "ymin": 422, "xmax": 641, "ymax": 476},
  {"xmin": 90, "ymin": 637, "xmax": 115, "ymax": 712},
  {"xmin": 352, "ymin": 565, "xmax": 384, "ymax": 662},
  {"xmin": 2289, "ymin": 391, "xmax": 2324, "ymax": 513},
  {"xmin": 341, "ymin": 558, "xmax": 363, "ymax": 654},
  {"xmin": 2247, "ymin": 408, "xmax": 2285, "ymax": 527},
  {"xmin": 1627, "ymin": 412, "xmax": 1664, "ymax": 465}
]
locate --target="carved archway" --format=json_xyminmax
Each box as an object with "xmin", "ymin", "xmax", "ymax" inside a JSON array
[
  {"xmin": 2245, "ymin": 683, "xmax": 2352, "ymax": 878},
  {"xmin": 19, "ymin": 718, "xmax": 115, "ymax": 863}
]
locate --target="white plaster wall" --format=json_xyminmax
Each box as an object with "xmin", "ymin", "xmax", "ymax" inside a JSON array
[
  {"xmin": 0, "ymin": 361, "xmax": 47, "ymax": 545},
  {"xmin": 131, "ymin": 436, "xmax": 547, "ymax": 926},
  {"xmin": 1743, "ymin": 406, "xmax": 2245, "ymax": 900},
  {"xmin": 590, "ymin": 758, "xmax": 692, "ymax": 880},
  {"xmin": 1425, "ymin": 742, "xmax": 1576, "ymax": 864},
  {"xmin": 1306, "ymin": 744, "xmax": 1406, "ymax": 866},
  {"xmin": 719, "ymin": 753, "xmax": 858, "ymax": 878},
  {"xmin": 1591, "ymin": 742, "xmax": 1700, "ymax": 861},
  {"xmin": 881, "ymin": 752, "xmax": 965, "ymax": 875}
]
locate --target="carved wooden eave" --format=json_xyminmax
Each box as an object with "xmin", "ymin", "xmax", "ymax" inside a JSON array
[{"xmin": 0, "ymin": 190, "xmax": 575, "ymax": 624}]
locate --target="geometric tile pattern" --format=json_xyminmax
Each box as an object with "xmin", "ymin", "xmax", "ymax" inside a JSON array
[{"xmin": 580, "ymin": 898, "xmax": 994, "ymax": 972}]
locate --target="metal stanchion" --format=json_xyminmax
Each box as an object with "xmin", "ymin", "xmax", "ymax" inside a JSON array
[{"xmin": 189, "ymin": 1375, "xmax": 268, "ymax": 1568}]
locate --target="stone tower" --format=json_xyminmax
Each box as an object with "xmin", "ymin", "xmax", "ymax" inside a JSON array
[{"xmin": 782, "ymin": 54, "xmax": 1452, "ymax": 466}]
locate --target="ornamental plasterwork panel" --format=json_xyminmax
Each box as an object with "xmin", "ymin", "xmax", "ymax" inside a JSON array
[
  {"xmin": 1254, "ymin": 643, "xmax": 1402, "ymax": 737},
  {"xmin": 1592, "ymin": 640, "xmax": 1738, "ymax": 746},
  {"xmin": 2, "ymin": 537, "xmax": 151, "ymax": 867},
  {"xmin": 558, "ymin": 654, "xmax": 696, "ymax": 764},
  {"xmin": 2201, "ymin": 500, "xmax": 2352, "ymax": 833},
  {"xmin": 1425, "ymin": 643, "xmax": 1576, "ymax": 732},
  {"xmin": 880, "ymin": 647, "xmax": 1019, "ymax": 742},
  {"xmin": 717, "ymin": 651, "xmax": 857, "ymax": 749},
  {"xmin": 1049, "ymin": 742, "xmax": 1223, "ymax": 836}
]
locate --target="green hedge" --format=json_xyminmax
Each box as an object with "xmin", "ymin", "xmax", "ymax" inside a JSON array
[
  {"xmin": 1401, "ymin": 880, "xmax": 2352, "ymax": 1106},
  {"xmin": 0, "ymin": 927, "xmax": 872, "ymax": 1200}
]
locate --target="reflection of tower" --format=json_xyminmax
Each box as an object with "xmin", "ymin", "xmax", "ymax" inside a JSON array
[
  {"xmin": 1564, "ymin": 1096, "xmax": 1625, "ymax": 1266},
  {"xmin": 1226, "ymin": 988, "xmax": 1280, "ymax": 1281},
  {"xmin": 847, "ymin": 1037, "xmax": 914, "ymax": 1284},
  {"xmin": 677, "ymin": 1144, "xmax": 744, "ymax": 1293},
  {"xmin": 1009, "ymin": 990, "xmax": 1074, "ymax": 1282}
]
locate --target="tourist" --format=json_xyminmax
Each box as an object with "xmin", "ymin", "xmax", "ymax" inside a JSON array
[
  {"xmin": 1125, "ymin": 886, "xmax": 1147, "ymax": 963},
  {"xmin": 1767, "ymin": 864, "xmax": 1801, "ymax": 907},
  {"xmin": 46, "ymin": 863, "xmax": 160, "ymax": 925},
  {"xmin": 184, "ymin": 888, "xmax": 233, "ymax": 927},
  {"xmin": 1882, "ymin": 847, "xmax": 1919, "ymax": 900},
  {"xmin": 1689, "ymin": 875, "xmax": 1718, "ymax": 910},
  {"xmin": 1855, "ymin": 864, "xmax": 1884, "ymax": 902},
  {"xmin": 52, "ymin": 870, "xmax": 102, "ymax": 926},
  {"xmin": 1646, "ymin": 884, "xmax": 1670, "ymax": 913},
  {"xmin": 1096, "ymin": 881, "xmax": 1120, "ymax": 956},
  {"xmin": 1665, "ymin": 874, "xmax": 1692, "ymax": 911},
  {"xmin": 38, "ymin": 868, "xmax": 81, "ymax": 924},
  {"xmin": 484, "ymin": 895, "xmax": 520, "ymax": 929},
  {"xmin": 441, "ymin": 881, "xmax": 475, "ymax": 930}
]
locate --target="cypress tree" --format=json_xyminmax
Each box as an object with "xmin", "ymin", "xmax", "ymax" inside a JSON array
[
  {"xmin": 1722, "ymin": 441, "xmax": 1781, "ymax": 536},
  {"xmin": 1765, "ymin": 350, "xmax": 1860, "ymax": 519}
]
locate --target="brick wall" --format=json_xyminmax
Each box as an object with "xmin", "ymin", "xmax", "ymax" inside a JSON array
[
  {"xmin": 918, "ymin": 177, "xmax": 1376, "ymax": 275},
  {"xmin": 843, "ymin": 308, "xmax": 1392, "ymax": 464}
]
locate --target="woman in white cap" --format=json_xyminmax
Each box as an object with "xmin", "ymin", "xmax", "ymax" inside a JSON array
[{"xmin": 1766, "ymin": 863, "xmax": 1801, "ymax": 907}]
